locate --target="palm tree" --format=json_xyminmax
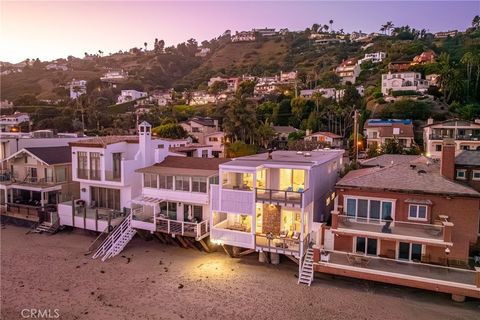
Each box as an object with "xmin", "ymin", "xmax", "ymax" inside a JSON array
[
  {"xmin": 461, "ymin": 52, "xmax": 475, "ymax": 98},
  {"xmin": 380, "ymin": 25, "xmax": 387, "ymax": 35},
  {"xmin": 382, "ymin": 21, "xmax": 394, "ymax": 35},
  {"xmin": 329, "ymin": 19, "xmax": 334, "ymax": 32},
  {"xmin": 338, "ymin": 28, "xmax": 344, "ymax": 35},
  {"xmin": 312, "ymin": 23, "xmax": 320, "ymax": 33},
  {"xmin": 323, "ymin": 25, "xmax": 329, "ymax": 33}
]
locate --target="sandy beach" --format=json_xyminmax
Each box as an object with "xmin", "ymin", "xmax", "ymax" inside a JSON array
[{"xmin": 1, "ymin": 225, "xmax": 479, "ymax": 320}]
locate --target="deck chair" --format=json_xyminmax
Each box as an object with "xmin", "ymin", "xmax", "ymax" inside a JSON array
[{"xmin": 292, "ymin": 231, "xmax": 300, "ymax": 240}]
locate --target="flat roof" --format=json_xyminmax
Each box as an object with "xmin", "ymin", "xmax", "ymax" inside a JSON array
[{"xmin": 221, "ymin": 150, "xmax": 343, "ymax": 169}]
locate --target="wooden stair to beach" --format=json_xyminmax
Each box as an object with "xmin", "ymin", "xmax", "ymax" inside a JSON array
[
  {"xmin": 92, "ymin": 214, "xmax": 136, "ymax": 261},
  {"xmin": 32, "ymin": 221, "xmax": 60, "ymax": 234},
  {"xmin": 298, "ymin": 248, "xmax": 314, "ymax": 286}
]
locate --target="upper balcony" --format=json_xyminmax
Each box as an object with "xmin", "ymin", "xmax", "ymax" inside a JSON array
[
  {"xmin": 332, "ymin": 213, "xmax": 452, "ymax": 245},
  {"xmin": 255, "ymin": 187, "xmax": 312, "ymax": 208},
  {"xmin": 210, "ymin": 184, "xmax": 255, "ymax": 215}
]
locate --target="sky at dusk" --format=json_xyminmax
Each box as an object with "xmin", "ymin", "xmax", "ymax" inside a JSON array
[{"xmin": 1, "ymin": 1, "xmax": 479, "ymax": 63}]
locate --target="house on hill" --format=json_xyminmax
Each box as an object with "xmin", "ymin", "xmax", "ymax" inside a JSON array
[{"xmin": 364, "ymin": 119, "xmax": 415, "ymax": 149}]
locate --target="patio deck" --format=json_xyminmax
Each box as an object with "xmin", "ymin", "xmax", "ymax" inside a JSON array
[{"xmin": 314, "ymin": 251, "xmax": 480, "ymax": 299}]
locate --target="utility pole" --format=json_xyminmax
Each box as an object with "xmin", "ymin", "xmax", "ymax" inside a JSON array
[{"xmin": 353, "ymin": 109, "xmax": 359, "ymax": 163}]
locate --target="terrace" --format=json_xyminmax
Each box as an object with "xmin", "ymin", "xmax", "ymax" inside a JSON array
[
  {"xmin": 314, "ymin": 250, "xmax": 480, "ymax": 299},
  {"xmin": 334, "ymin": 214, "xmax": 449, "ymax": 244}
]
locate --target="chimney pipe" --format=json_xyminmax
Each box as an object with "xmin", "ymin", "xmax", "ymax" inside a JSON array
[
  {"xmin": 267, "ymin": 148, "xmax": 273, "ymax": 160},
  {"xmin": 440, "ymin": 138, "xmax": 455, "ymax": 180}
]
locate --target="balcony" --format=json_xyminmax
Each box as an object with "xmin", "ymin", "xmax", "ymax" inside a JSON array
[
  {"xmin": 255, "ymin": 187, "xmax": 311, "ymax": 207},
  {"xmin": 429, "ymin": 133, "xmax": 480, "ymax": 141},
  {"xmin": 157, "ymin": 217, "xmax": 209, "ymax": 240},
  {"xmin": 105, "ymin": 170, "xmax": 122, "ymax": 182},
  {"xmin": 76, "ymin": 169, "xmax": 101, "ymax": 181},
  {"xmin": 211, "ymin": 220, "xmax": 255, "ymax": 249},
  {"xmin": 255, "ymin": 233, "xmax": 309, "ymax": 257},
  {"xmin": 333, "ymin": 214, "xmax": 450, "ymax": 244}
]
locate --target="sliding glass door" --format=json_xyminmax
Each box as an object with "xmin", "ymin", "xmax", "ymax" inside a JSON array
[
  {"xmin": 355, "ymin": 237, "xmax": 378, "ymax": 256},
  {"xmin": 398, "ymin": 242, "xmax": 422, "ymax": 261}
]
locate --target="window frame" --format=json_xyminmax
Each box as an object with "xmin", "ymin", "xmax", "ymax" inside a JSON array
[
  {"xmin": 456, "ymin": 169, "xmax": 467, "ymax": 180},
  {"xmin": 344, "ymin": 196, "xmax": 395, "ymax": 222},
  {"xmin": 473, "ymin": 170, "xmax": 480, "ymax": 181},
  {"xmin": 407, "ymin": 204, "xmax": 428, "ymax": 221}
]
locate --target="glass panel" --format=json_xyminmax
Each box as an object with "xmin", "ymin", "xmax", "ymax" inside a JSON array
[
  {"xmin": 398, "ymin": 242, "xmax": 410, "ymax": 260},
  {"xmin": 357, "ymin": 199, "xmax": 368, "ymax": 218},
  {"xmin": 292, "ymin": 169, "xmax": 305, "ymax": 191},
  {"xmin": 411, "ymin": 243, "xmax": 422, "ymax": 261},
  {"xmin": 381, "ymin": 201, "xmax": 392, "ymax": 220},
  {"xmin": 346, "ymin": 199, "xmax": 356, "ymax": 217},
  {"xmin": 409, "ymin": 205, "xmax": 417, "ymax": 218},
  {"xmin": 356, "ymin": 237, "xmax": 366, "ymax": 254},
  {"xmin": 370, "ymin": 200, "xmax": 380, "ymax": 220},
  {"xmin": 279, "ymin": 169, "xmax": 293, "ymax": 191},
  {"xmin": 366, "ymin": 238, "xmax": 377, "ymax": 255},
  {"xmin": 55, "ymin": 167, "xmax": 66, "ymax": 182},
  {"xmin": 193, "ymin": 206, "xmax": 202, "ymax": 221},
  {"xmin": 418, "ymin": 206, "xmax": 427, "ymax": 219}
]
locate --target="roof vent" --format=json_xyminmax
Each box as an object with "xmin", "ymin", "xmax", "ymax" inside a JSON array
[
  {"xmin": 296, "ymin": 151, "xmax": 303, "ymax": 155},
  {"xmin": 304, "ymin": 152, "xmax": 311, "ymax": 157}
]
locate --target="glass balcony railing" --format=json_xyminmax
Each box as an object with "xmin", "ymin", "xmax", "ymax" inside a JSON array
[
  {"xmin": 336, "ymin": 215, "xmax": 445, "ymax": 242},
  {"xmin": 105, "ymin": 170, "xmax": 122, "ymax": 182}
]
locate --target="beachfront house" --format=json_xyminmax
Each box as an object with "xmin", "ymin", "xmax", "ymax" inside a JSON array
[
  {"xmin": 57, "ymin": 122, "xmax": 191, "ymax": 232},
  {"xmin": 315, "ymin": 148, "xmax": 480, "ymax": 300},
  {"xmin": 1, "ymin": 146, "xmax": 79, "ymax": 230},
  {"xmin": 128, "ymin": 156, "xmax": 229, "ymax": 246},
  {"xmin": 209, "ymin": 150, "xmax": 344, "ymax": 283}
]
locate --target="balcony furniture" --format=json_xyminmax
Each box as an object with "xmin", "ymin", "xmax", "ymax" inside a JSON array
[
  {"xmin": 279, "ymin": 230, "xmax": 288, "ymax": 238},
  {"xmin": 292, "ymin": 231, "xmax": 300, "ymax": 240},
  {"xmin": 320, "ymin": 250, "xmax": 331, "ymax": 262}
]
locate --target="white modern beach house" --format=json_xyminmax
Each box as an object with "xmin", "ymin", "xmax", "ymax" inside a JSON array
[{"xmin": 208, "ymin": 150, "xmax": 344, "ymax": 283}]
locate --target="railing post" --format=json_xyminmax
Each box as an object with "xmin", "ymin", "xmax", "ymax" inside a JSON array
[
  {"xmin": 71, "ymin": 199, "xmax": 75, "ymax": 227},
  {"xmin": 475, "ymin": 267, "xmax": 480, "ymax": 288},
  {"xmin": 108, "ymin": 211, "xmax": 112, "ymax": 231},
  {"xmin": 95, "ymin": 209, "xmax": 98, "ymax": 232},
  {"xmin": 167, "ymin": 220, "xmax": 170, "ymax": 234},
  {"xmin": 83, "ymin": 206, "xmax": 86, "ymax": 229},
  {"xmin": 331, "ymin": 210, "xmax": 339, "ymax": 229},
  {"xmin": 442, "ymin": 221, "xmax": 453, "ymax": 243}
]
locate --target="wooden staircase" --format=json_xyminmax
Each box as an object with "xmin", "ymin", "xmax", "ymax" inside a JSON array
[
  {"xmin": 298, "ymin": 248, "xmax": 314, "ymax": 286},
  {"xmin": 92, "ymin": 214, "xmax": 136, "ymax": 261},
  {"xmin": 32, "ymin": 221, "xmax": 60, "ymax": 234}
]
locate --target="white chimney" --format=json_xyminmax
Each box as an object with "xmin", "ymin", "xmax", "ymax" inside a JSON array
[{"xmin": 427, "ymin": 118, "xmax": 434, "ymax": 125}]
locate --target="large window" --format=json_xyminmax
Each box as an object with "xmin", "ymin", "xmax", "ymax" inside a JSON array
[
  {"xmin": 191, "ymin": 177, "xmax": 207, "ymax": 193},
  {"xmin": 408, "ymin": 204, "xmax": 427, "ymax": 221},
  {"xmin": 159, "ymin": 175, "xmax": 173, "ymax": 189},
  {"xmin": 456, "ymin": 169, "xmax": 466, "ymax": 180},
  {"xmin": 89, "ymin": 152, "xmax": 101, "ymax": 180},
  {"xmin": 398, "ymin": 242, "xmax": 422, "ymax": 261},
  {"xmin": 355, "ymin": 237, "xmax": 378, "ymax": 256},
  {"xmin": 112, "ymin": 153, "xmax": 122, "ymax": 179},
  {"xmin": 91, "ymin": 187, "xmax": 120, "ymax": 210},
  {"xmin": 222, "ymin": 172, "xmax": 253, "ymax": 191},
  {"xmin": 279, "ymin": 169, "xmax": 305, "ymax": 191},
  {"xmin": 77, "ymin": 151, "xmax": 88, "ymax": 179},
  {"xmin": 345, "ymin": 198, "xmax": 393, "ymax": 221},
  {"xmin": 175, "ymin": 176, "xmax": 190, "ymax": 192},
  {"xmin": 184, "ymin": 204, "xmax": 203, "ymax": 222},
  {"xmin": 144, "ymin": 173, "xmax": 158, "ymax": 188},
  {"xmin": 473, "ymin": 170, "xmax": 480, "ymax": 181},
  {"xmin": 160, "ymin": 202, "xmax": 177, "ymax": 220}
]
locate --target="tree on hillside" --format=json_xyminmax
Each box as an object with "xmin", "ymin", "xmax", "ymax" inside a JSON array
[
  {"xmin": 208, "ymin": 81, "xmax": 228, "ymax": 102},
  {"xmin": 311, "ymin": 23, "xmax": 320, "ymax": 33},
  {"xmin": 223, "ymin": 97, "xmax": 257, "ymax": 143},
  {"xmin": 256, "ymin": 120, "xmax": 276, "ymax": 149},
  {"xmin": 273, "ymin": 99, "xmax": 292, "ymax": 126},
  {"xmin": 236, "ymin": 80, "xmax": 256, "ymax": 98},
  {"xmin": 152, "ymin": 123, "xmax": 188, "ymax": 139},
  {"xmin": 472, "ymin": 15, "xmax": 480, "ymax": 29}
]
